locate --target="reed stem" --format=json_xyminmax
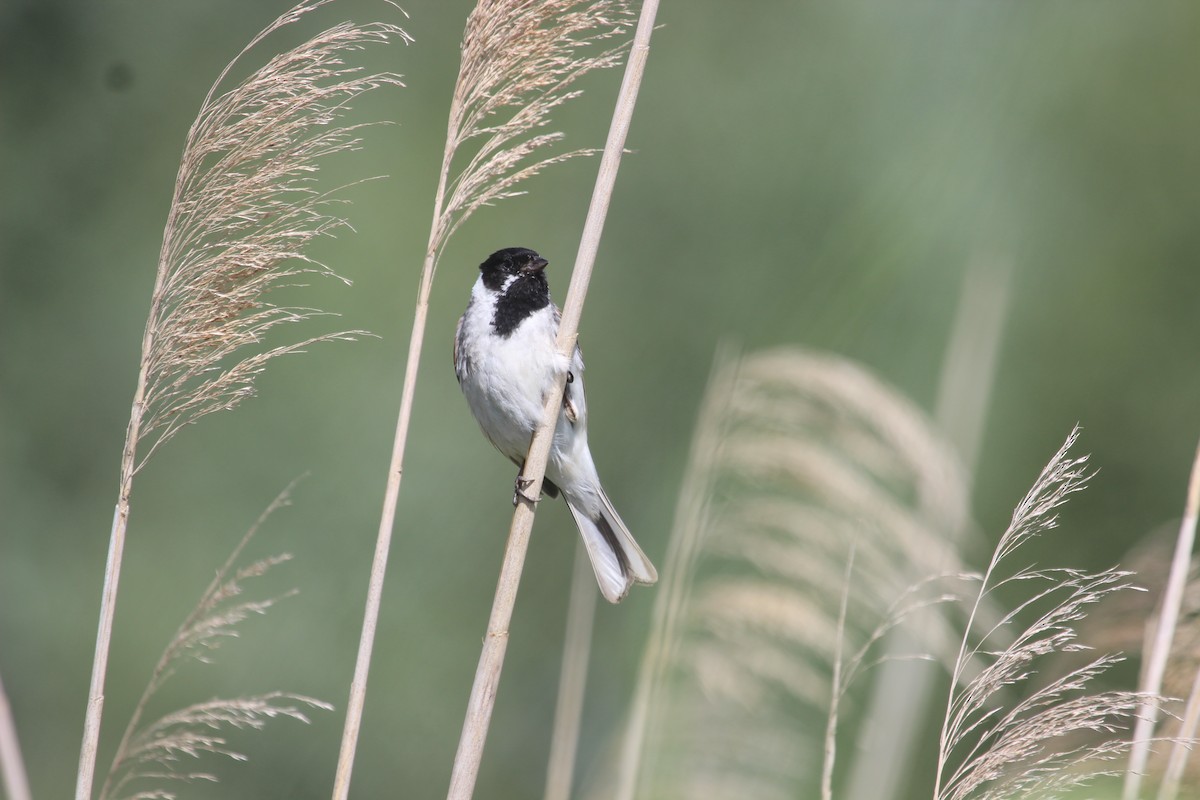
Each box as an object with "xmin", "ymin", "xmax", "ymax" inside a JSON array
[
  {"xmin": 0, "ymin": 669, "xmax": 31, "ymax": 800},
  {"xmin": 542, "ymin": 543, "xmax": 598, "ymax": 800},
  {"xmin": 1124, "ymin": 437, "xmax": 1200, "ymax": 800}
]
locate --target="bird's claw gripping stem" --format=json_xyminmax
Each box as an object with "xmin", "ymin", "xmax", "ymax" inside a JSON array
[{"xmin": 513, "ymin": 475, "xmax": 539, "ymax": 507}]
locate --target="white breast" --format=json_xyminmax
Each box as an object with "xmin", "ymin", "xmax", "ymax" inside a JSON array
[{"xmin": 457, "ymin": 277, "xmax": 574, "ymax": 464}]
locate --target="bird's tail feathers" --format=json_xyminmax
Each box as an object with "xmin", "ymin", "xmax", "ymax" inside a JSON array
[{"xmin": 566, "ymin": 490, "xmax": 657, "ymax": 603}]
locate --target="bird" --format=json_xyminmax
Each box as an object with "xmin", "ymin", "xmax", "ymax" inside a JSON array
[{"xmin": 453, "ymin": 246, "xmax": 657, "ymax": 603}]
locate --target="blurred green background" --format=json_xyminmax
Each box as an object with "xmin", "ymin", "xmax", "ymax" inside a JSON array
[{"xmin": 2, "ymin": 0, "xmax": 1199, "ymax": 797}]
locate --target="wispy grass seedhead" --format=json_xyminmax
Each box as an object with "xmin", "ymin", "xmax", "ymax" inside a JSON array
[
  {"xmin": 137, "ymin": 3, "xmax": 410, "ymax": 466},
  {"xmin": 934, "ymin": 428, "xmax": 1164, "ymax": 800},
  {"xmin": 99, "ymin": 482, "xmax": 330, "ymax": 800},
  {"xmin": 104, "ymin": 694, "xmax": 329, "ymax": 800},
  {"xmin": 431, "ymin": 0, "xmax": 634, "ymax": 262}
]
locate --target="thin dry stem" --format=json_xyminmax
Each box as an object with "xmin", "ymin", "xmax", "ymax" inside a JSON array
[
  {"xmin": 0, "ymin": 668, "xmax": 32, "ymax": 800},
  {"xmin": 543, "ymin": 543, "xmax": 600, "ymax": 800},
  {"xmin": 1159, "ymin": 665, "xmax": 1200, "ymax": 800},
  {"xmin": 445, "ymin": 3, "xmax": 659, "ymax": 797},
  {"xmin": 822, "ymin": 549, "xmax": 855, "ymax": 800},
  {"xmin": 847, "ymin": 252, "xmax": 1012, "ymax": 800},
  {"xmin": 1126, "ymin": 436, "xmax": 1200, "ymax": 800},
  {"xmin": 75, "ymin": 5, "xmax": 406, "ymax": 797}
]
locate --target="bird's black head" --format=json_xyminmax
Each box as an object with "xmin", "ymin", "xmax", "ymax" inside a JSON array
[
  {"xmin": 479, "ymin": 247, "xmax": 552, "ymax": 337},
  {"xmin": 479, "ymin": 247, "xmax": 549, "ymax": 290}
]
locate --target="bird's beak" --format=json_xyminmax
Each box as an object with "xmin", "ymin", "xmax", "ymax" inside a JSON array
[{"xmin": 522, "ymin": 256, "xmax": 549, "ymax": 274}]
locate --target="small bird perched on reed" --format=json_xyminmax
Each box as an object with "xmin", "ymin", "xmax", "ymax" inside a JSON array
[{"xmin": 454, "ymin": 247, "xmax": 657, "ymax": 602}]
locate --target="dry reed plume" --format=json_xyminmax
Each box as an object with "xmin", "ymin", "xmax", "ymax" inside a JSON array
[
  {"xmin": 610, "ymin": 347, "xmax": 977, "ymax": 800},
  {"xmin": 76, "ymin": 3, "xmax": 407, "ymax": 797},
  {"xmin": 334, "ymin": 1, "xmax": 634, "ymax": 795},
  {"xmin": 98, "ymin": 483, "xmax": 330, "ymax": 800},
  {"xmin": 432, "ymin": 0, "xmax": 634, "ymax": 253},
  {"xmin": 134, "ymin": 12, "xmax": 407, "ymax": 462},
  {"xmin": 934, "ymin": 428, "xmax": 1160, "ymax": 800}
]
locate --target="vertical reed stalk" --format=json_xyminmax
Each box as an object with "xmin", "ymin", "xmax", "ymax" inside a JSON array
[
  {"xmin": 445, "ymin": 4, "xmax": 660, "ymax": 797},
  {"xmin": 542, "ymin": 543, "xmax": 599, "ymax": 800},
  {"xmin": 77, "ymin": 207, "xmax": 176, "ymax": 797},
  {"xmin": 822, "ymin": 550, "xmax": 855, "ymax": 800},
  {"xmin": 330, "ymin": 239, "xmax": 439, "ymax": 800},
  {"xmin": 1125, "ymin": 437, "xmax": 1200, "ymax": 800},
  {"xmin": 75, "ymin": 504, "xmax": 134, "ymax": 799},
  {"xmin": 0, "ymin": 669, "xmax": 31, "ymax": 800},
  {"xmin": 1159, "ymin": 666, "xmax": 1200, "ymax": 800},
  {"xmin": 845, "ymin": 253, "xmax": 1012, "ymax": 800},
  {"xmin": 76, "ymin": 255, "xmax": 164, "ymax": 799}
]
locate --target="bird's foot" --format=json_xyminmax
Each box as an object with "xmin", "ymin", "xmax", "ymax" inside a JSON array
[{"xmin": 513, "ymin": 475, "xmax": 539, "ymax": 507}]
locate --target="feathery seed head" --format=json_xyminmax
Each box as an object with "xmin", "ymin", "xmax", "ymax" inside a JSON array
[
  {"xmin": 430, "ymin": 0, "xmax": 634, "ymax": 262},
  {"xmin": 134, "ymin": 3, "xmax": 410, "ymax": 470}
]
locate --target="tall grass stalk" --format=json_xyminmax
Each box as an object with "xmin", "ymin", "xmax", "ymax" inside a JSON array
[
  {"xmin": 0, "ymin": 669, "xmax": 31, "ymax": 800},
  {"xmin": 931, "ymin": 253, "xmax": 1012, "ymax": 480},
  {"xmin": 542, "ymin": 543, "xmax": 599, "ymax": 800},
  {"xmin": 331, "ymin": 2, "xmax": 632, "ymax": 794},
  {"xmin": 1127, "ymin": 437, "xmax": 1200, "ymax": 800},
  {"xmin": 72, "ymin": 4, "xmax": 404, "ymax": 796},
  {"xmin": 822, "ymin": 550, "xmax": 855, "ymax": 800},
  {"xmin": 1160, "ymin": 665, "xmax": 1200, "ymax": 800},
  {"xmin": 846, "ymin": 252, "xmax": 1012, "ymax": 800},
  {"xmin": 444, "ymin": 4, "xmax": 659, "ymax": 797}
]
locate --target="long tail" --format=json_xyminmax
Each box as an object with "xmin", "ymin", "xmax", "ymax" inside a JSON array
[{"xmin": 565, "ymin": 489, "xmax": 657, "ymax": 603}]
